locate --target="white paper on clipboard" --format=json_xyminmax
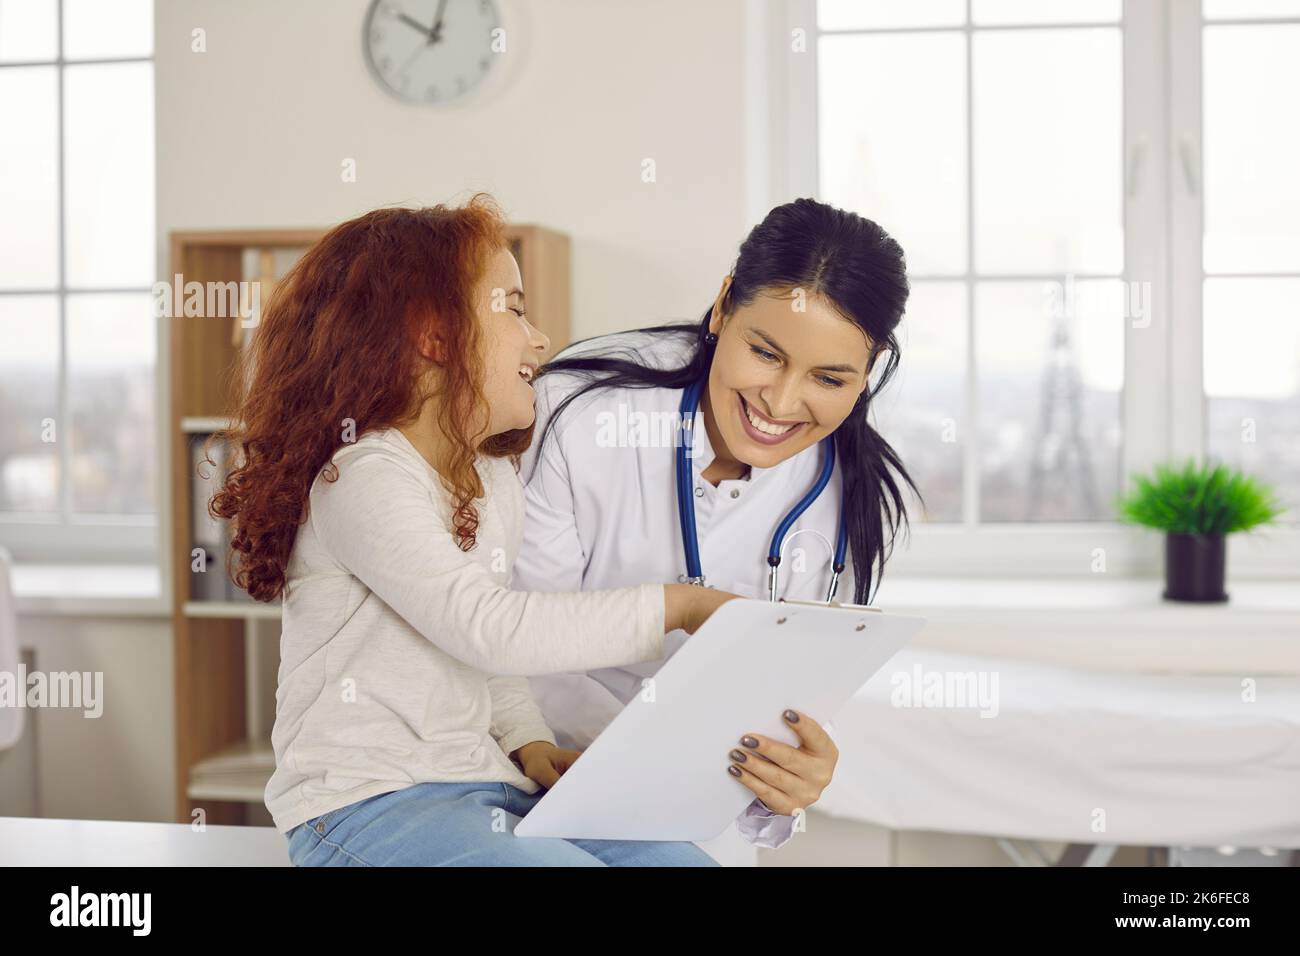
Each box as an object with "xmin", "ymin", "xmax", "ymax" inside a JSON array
[{"xmin": 514, "ymin": 598, "xmax": 925, "ymax": 842}]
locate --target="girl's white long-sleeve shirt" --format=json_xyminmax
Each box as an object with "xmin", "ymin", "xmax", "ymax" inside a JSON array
[{"xmin": 264, "ymin": 427, "xmax": 666, "ymax": 834}]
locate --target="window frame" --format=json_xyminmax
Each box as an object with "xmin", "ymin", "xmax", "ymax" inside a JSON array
[
  {"xmin": 0, "ymin": 0, "xmax": 157, "ymax": 565},
  {"xmin": 752, "ymin": 0, "xmax": 1299, "ymax": 579}
]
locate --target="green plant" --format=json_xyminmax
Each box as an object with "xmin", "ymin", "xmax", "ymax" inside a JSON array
[{"xmin": 1115, "ymin": 459, "xmax": 1284, "ymax": 535}]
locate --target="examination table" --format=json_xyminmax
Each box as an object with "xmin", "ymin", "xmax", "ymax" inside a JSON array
[{"xmin": 816, "ymin": 646, "xmax": 1300, "ymax": 863}]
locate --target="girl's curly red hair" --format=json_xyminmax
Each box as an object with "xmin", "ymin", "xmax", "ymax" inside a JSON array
[{"xmin": 210, "ymin": 195, "xmax": 529, "ymax": 602}]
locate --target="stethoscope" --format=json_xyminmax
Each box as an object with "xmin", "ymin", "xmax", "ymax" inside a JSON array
[{"xmin": 676, "ymin": 374, "xmax": 849, "ymax": 603}]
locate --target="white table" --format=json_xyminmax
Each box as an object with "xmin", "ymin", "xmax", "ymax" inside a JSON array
[{"xmin": 0, "ymin": 817, "xmax": 292, "ymax": 866}]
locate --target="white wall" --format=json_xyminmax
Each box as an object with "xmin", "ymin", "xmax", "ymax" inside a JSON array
[
  {"xmin": 155, "ymin": 0, "xmax": 754, "ymax": 340},
  {"xmin": 3, "ymin": 616, "xmax": 174, "ymax": 823}
]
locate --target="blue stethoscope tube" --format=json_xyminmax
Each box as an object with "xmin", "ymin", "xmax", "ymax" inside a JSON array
[{"xmin": 677, "ymin": 376, "xmax": 849, "ymax": 603}]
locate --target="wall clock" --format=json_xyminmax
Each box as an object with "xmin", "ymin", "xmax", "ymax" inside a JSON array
[{"xmin": 363, "ymin": 0, "xmax": 503, "ymax": 105}]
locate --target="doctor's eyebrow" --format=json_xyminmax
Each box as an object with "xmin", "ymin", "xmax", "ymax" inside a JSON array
[
  {"xmin": 749, "ymin": 328, "xmax": 863, "ymax": 376},
  {"xmin": 505, "ymin": 288, "xmax": 526, "ymax": 302}
]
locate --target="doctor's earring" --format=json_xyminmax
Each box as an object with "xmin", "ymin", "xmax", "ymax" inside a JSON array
[{"xmin": 704, "ymin": 332, "xmax": 718, "ymax": 346}]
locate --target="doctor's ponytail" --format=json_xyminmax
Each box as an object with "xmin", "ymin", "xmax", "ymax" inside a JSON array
[{"xmin": 539, "ymin": 198, "xmax": 923, "ymax": 605}]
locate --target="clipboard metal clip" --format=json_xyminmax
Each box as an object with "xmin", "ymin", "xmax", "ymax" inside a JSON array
[{"xmin": 777, "ymin": 597, "xmax": 884, "ymax": 613}]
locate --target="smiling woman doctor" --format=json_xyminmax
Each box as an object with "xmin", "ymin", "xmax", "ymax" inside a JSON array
[{"xmin": 513, "ymin": 198, "xmax": 923, "ymax": 865}]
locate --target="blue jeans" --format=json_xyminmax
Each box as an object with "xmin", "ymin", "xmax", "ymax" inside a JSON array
[{"xmin": 285, "ymin": 781, "xmax": 719, "ymax": 867}]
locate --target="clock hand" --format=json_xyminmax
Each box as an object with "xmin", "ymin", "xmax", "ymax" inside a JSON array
[
  {"xmin": 395, "ymin": 11, "xmax": 430, "ymax": 35},
  {"xmin": 429, "ymin": 0, "xmax": 449, "ymax": 43},
  {"xmin": 396, "ymin": 40, "xmax": 426, "ymax": 78}
]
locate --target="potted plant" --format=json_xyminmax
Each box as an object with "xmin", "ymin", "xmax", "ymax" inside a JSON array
[{"xmin": 1116, "ymin": 459, "xmax": 1284, "ymax": 603}]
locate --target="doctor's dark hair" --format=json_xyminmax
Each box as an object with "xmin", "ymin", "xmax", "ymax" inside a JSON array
[{"xmin": 536, "ymin": 197, "xmax": 923, "ymax": 605}]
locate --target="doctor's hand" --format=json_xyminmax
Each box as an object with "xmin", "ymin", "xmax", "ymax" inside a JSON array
[
  {"xmin": 664, "ymin": 584, "xmax": 741, "ymax": 635},
  {"xmin": 512, "ymin": 741, "xmax": 582, "ymax": 790},
  {"xmin": 726, "ymin": 709, "xmax": 838, "ymax": 816}
]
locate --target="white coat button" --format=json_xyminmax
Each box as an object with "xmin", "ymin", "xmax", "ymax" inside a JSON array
[
  {"xmin": 694, "ymin": 487, "xmax": 703, "ymax": 497},
  {"xmin": 730, "ymin": 489, "xmax": 740, "ymax": 499}
]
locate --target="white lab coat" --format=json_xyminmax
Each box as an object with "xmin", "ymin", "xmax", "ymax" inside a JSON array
[{"xmin": 513, "ymin": 331, "xmax": 853, "ymax": 865}]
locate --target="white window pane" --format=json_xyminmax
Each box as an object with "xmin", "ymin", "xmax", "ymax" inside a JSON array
[
  {"xmin": 976, "ymin": 280, "xmax": 1123, "ymax": 522},
  {"xmin": 819, "ymin": 32, "xmax": 966, "ymax": 275},
  {"xmin": 1204, "ymin": 279, "xmax": 1300, "ymax": 523},
  {"xmin": 62, "ymin": 0, "xmax": 152, "ymax": 60},
  {"xmin": 0, "ymin": 295, "xmax": 59, "ymax": 513},
  {"xmin": 973, "ymin": 29, "xmax": 1123, "ymax": 275},
  {"xmin": 817, "ymin": 0, "xmax": 964, "ymax": 30},
  {"xmin": 64, "ymin": 61, "xmax": 155, "ymax": 288},
  {"xmin": 1204, "ymin": 0, "xmax": 1300, "ymax": 19},
  {"xmin": 66, "ymin": 293, "xmax": 155, "ymax": 514},
  {"xmin": 870, "ymin": 281, "xmax": 966, "ymax": 523},
  {"xmin": 0, "ymin": 0, "xmax": 57, "ymax": 61},
  {"xmin": 0, "ymin": 66, "xmax": 58, "ymax": 288},
  {"xmin": 972, "ymin": 0, "xmax": 1120, "ymax": 25},
  {"xmin": 1203, "ymin": 25, "xmax": 1300, "ymax": 273}
]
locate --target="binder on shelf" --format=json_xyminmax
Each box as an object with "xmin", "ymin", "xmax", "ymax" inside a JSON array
[{"xmin": 189, "ymin": 435, "xmax": 231, "ymax": 601}]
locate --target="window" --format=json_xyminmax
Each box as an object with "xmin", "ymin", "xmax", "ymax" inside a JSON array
[
  {"xmin": 765, "ymin": 0, "xmax": 1298, "ymax": 576},
  {"xmin": 1200, "ymin": 0, "xmax": 1300, "ymax": 529},
  {"xmin": 817, "ymin": 0, "xmax": 1124, "ymax": 525},
  {"xmin": 0, "ymin": 0, "xmax": 155, "ymax": 562}
]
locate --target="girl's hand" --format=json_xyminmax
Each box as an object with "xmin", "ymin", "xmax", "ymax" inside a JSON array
[
  {"xmin": 664, "ymin": 584, "xmax": 740, "ymax": 634},
  {"xmin": 512, "ymin": 741, "xmax": 582, "ymax": 789},
  {"xmin": 726, "ymin": 709, "xmax": 838, "ymax": 816}
]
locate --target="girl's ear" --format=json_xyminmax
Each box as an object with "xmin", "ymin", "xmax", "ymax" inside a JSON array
[{"xmin": 416, "ymin": 326, "xmax": 445, "ymax": 364}]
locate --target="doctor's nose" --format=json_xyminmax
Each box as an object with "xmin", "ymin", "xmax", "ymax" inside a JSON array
[{"xmin": 760, "ymin": 375, "xmax": 804, "ymax": 421}]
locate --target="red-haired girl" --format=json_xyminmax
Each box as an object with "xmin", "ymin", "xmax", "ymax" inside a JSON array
[{"xmin": 211, "ymin": 196, "xmax": 732, "ymax": 866}]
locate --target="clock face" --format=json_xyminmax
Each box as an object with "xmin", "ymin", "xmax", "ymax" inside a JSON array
[{"xmin": 363, "ymin": 0, "xmax": 502, "ymax": 105}]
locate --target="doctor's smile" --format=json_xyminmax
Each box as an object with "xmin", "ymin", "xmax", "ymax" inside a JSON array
[
  {"xmin": 696, "ymin": 286, "xmax": 877, "ymax": 475},
  {"xmin": 737, "ymin": 394, "xmax": 806, "ymax": 445}
]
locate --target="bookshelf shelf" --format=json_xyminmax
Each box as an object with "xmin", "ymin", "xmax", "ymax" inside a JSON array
[
  {"xmin": 186, "ymin": 775, "xmax": 273, "ymax": 805},
  {"xmin": 180, "ymin": 416, "xmax": 232, "ymax": 434},
  {"xmin": 169, "ymin": 223, "xmax": 571, "ymax": 826},
  {"xmin": 187, "ymin": 738, "xmax": 275, "ymax": 804},
  {"xmin": 183, "ymin": 601, "xmax": 282, "ymax": 620}
]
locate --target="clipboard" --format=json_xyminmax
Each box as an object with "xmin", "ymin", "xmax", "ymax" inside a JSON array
[{"xmin": 514, "ymin": 598, "xmax": 926, "ymax": 842}]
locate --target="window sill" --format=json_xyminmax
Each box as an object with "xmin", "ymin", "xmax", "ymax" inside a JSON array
[
  {"xmin": 8, "ymin": 565, "xmax": 1297, "ymax": 677},
  {"xmin": 876, "ymin": 576, "xmax": 1300, "ymax": 676},
  {"xmin": 11, "ymin": 563, "xmax": 167, "ymax": 618}
]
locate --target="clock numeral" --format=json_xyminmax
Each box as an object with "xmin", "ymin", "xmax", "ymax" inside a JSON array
[
  {"xmin": 426, "ymin": 86, "xmax": 439, "ymax": 102},
  {"xmin": 456, "ymin": 75, "xmax": 467, "ymax": 94},
  {"xmin": 370, "ymin": 29, "xmax": 382, "ymax": 44},
  {"xmin": 379, "ymin": 56, "xmax": 393, "ymax": 72}
]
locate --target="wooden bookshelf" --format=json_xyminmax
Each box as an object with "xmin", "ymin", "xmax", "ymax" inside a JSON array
[{"xmin": 169, "ymin": 224, "xmax": 571, "ymax": 825}]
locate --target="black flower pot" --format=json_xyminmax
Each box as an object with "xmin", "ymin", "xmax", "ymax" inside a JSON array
[{"xmin": 1163, "ymin": 532, "xmax": 1228, "ymax": 602}]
